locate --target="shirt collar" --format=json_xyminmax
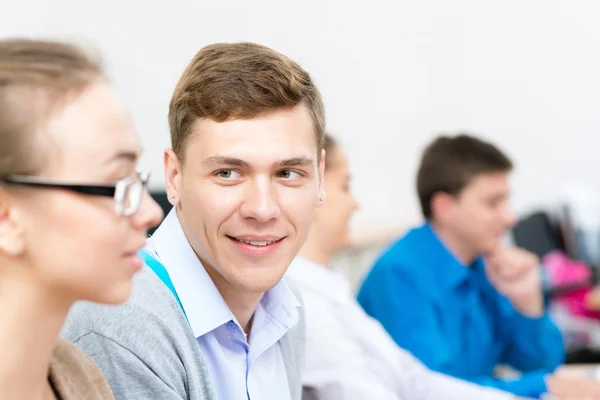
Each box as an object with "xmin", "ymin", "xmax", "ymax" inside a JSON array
[
  {"xmin": 260, "ymin": 275, "xmax": 301, "ymax": 330},
  {"xmin": 286, "ymin": 256, "xmax": 352, "ymax": 305},
  {"xmin": 409, "ymin": 222, "xmax": 484, "ymax": 289},
  {"xmin": 146, "ymin": 207, "xmax": 300, "ymax": 337}
]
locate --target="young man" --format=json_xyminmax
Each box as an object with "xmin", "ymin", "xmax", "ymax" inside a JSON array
[
  {"xmin": 287, "ymin": 135, "xmax": 524, "ymax": 400},
  {"xmin": 357, "ymin": 134, "xmax": 600, "ymax": 400},
  {"xmin": 62, "ymin": 42, "xmax": 326, "ymax": 400}
]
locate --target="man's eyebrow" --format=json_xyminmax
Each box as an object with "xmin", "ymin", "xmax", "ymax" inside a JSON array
[
  {"xmin": 487, "ymin": 192, "xmax": 509, "ymax": 201},
  {"xmin": 201, "ymin": 156, "xmax": 249, "ymax": 168},
  {"xmin": 201, "ymin": 156, "xmax": 314, "ymax": 169},
  {"xmin": 276, "ymin": 157, "xmax": 314, "ymax": 168}
]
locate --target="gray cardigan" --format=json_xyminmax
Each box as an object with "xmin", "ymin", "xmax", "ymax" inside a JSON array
[{"xmin": 61, "ymin": 266, "xmax": 305, "ymax": 400}]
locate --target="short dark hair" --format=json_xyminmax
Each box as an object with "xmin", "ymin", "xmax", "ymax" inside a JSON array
[{"xmin": 416, "ymin": 133, "xmax": 513, "ymax": 219}]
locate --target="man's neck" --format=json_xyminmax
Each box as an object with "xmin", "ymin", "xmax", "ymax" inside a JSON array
[
  {"xmin": 0, "ymin": 264, "xmax": 72, "ymax": 400},
  {"xmin": 220, "ymin": 284, "xmax": 263, "ymax": 336},
  {"xmin": 429, "ymin": 222, "xmax": 479, "ymax": 266},
  {"xmin": 201, "ymin": 263, "xmax": 263, "ymax": 335}
]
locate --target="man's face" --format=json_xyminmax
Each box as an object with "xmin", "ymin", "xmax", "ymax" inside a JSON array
[
  {"xmin": 165, "ymin": 104, "xmax": 324, "ymax": 294},
  {"xmin": 443, "ymin": 171, "xmax": 517, "ymax": 256}
]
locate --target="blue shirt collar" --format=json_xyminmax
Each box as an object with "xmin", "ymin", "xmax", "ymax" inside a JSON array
[
  {"xmin": 146, "ymin": 207, "xmax": 300, "ymax": 338},
  {"xmin": 409, "ymin": 222, "xmax": 484, "ymax": 289}
]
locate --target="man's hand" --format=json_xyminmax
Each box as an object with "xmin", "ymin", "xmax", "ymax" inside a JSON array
[
  {"xmin": 485, "ymin": 246, "xmax": 544, "ymax": 317},
  {"xmin": 546, "ymin": 374, "xmax": 600, "ymax": 399}
]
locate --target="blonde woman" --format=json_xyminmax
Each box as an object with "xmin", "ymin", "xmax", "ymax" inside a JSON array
[{"xmin": 0, "ymin": 39, "xmax": 162, "ymax": 399}]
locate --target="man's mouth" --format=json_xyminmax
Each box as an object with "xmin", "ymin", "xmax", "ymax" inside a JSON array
[{"xmin": 227, "ymin": 236, "xmax": 284, "ymax": 247}]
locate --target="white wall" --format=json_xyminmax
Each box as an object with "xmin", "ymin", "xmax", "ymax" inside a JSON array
[{"xmin": 3, "ymin": 0, "xmax": 600, "ymax": 239}]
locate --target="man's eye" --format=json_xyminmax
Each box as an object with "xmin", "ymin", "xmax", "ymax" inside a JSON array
[
  {"xmin": 217, "ymin": 170, "xmax": 241, "ymax": 180},
  {"xmin": 278, "ymin": 170, "xmax": 302, "ymax": 179}
]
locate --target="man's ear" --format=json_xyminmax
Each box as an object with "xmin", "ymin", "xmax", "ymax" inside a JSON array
[
  {"xmin": 164, "ymin": 148, "xmax": 182, "ymax": 207},
  {"xmin": 430, "ymin": 191, "xmax": 456, "ymax": 223},
  {"xmin": 0, "ymin": 190, "xmax": 26, "ymax": 257},
  {"xmin": 317, "ymin": 149, "xmax": 326, "ymax": 207}
]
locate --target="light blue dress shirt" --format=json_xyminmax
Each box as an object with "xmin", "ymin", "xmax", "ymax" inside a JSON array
[
  {"xmin": 145, "ymin": 208, "xmax": 300, "ymax": 400},
  {"xmin": 357, "ymin": 223, "xmax": 565, "ymax": 399}
]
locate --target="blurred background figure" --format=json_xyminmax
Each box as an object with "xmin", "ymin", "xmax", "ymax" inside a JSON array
[
  {"xmin": 287, "ymin": 135, "xmax": 527, "ymax": 400},
  {"xmin": 0, "ymin": 38, "xmax": 162, "ymax": 399},
  {"xmin": 357, "ymin": 134, "xmax": 600, "ymax": 400}
]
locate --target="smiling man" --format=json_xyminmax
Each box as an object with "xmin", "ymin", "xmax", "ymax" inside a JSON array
[{"xmin": 61, "ymin": 42, "xmax": 326, "ymax": 400}]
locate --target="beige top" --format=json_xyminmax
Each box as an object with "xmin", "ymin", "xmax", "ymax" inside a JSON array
[{"xmin": 48, "ymin": 338, "xmax": 114, "ymax": 400}]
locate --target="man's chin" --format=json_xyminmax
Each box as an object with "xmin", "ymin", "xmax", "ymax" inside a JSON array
[
  {"xmin": 480, "ymin": 240, "xmax": 502, "ymax": 257},
  {"xmin": 236, "ymin": 264, "xmax": 290, "ymax": 291},
  {"xmin": 230, "ymin": 275, "xmax": 285, "ymax": 294}
]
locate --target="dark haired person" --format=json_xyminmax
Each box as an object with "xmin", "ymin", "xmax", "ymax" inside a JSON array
[{"xmin": 358, "ymin": 134, "xmax": 600, "ymax": 399}]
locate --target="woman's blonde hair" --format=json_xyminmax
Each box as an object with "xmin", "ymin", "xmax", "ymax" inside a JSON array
[{"xmin": 0, "ymin": 39, "xmax": 102, "ymax": 176}]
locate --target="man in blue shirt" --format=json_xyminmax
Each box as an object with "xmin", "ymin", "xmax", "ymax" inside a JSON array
[{"xmin": 358, "ymin": 134, "xmax": 600, "ymax": 399}]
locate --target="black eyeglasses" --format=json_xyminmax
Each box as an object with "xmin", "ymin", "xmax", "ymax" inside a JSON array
[{"xmin": 0, "ymin": 172, "xmax": 151, "ymax": 216}]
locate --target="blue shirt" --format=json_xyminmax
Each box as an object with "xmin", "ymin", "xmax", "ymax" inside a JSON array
[
  {"xmin": 357, "ymin": 223, "xmax": 565, "ymax": 399},
  {"xmin": 146, "ymin": 208, "xmax": 300, "ymax": 400}
]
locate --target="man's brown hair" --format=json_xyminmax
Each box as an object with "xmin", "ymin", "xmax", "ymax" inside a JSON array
[
  {"xmin": 169, "ymin": 42, "xmax": 326, "ymax": 160},
  {"xmin": 416, "ymin": 133, "xmax": 513, "ymax": 220},
  {"xmin": 0, "ymin": 38, "xmax": 102, "ymax": 177}
]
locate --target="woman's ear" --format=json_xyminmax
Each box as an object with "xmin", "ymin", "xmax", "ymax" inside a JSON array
[{"xmin": 0, "ymin": 190, "xmax": 26, "ymax": 256}]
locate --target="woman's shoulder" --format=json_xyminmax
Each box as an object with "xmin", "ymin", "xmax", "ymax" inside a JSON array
[{"xmin": 49, "ymin": 338, "xmax": 115, "ymax": 400}]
